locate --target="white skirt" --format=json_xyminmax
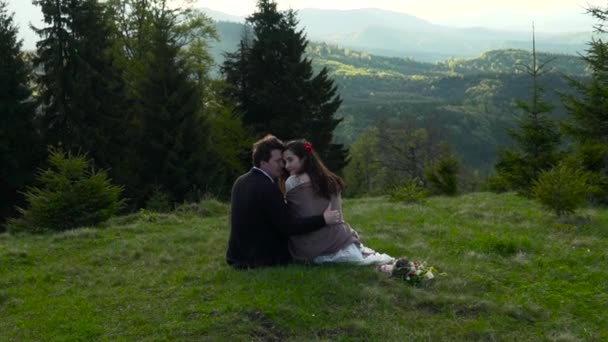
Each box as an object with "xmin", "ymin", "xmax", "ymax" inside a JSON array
[{"xmin": 313, "ymin": 243, "xmax": 394, "ymax": 265}]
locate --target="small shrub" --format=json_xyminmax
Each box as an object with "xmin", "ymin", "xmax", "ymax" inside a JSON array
[
  {"xmin": 459, "ymin": 168, "xmax": 486, "ymax": 193},
  {"xmin": 559, "ymin": 151, "xmax": 608, "ymax": 205},
  {"xmin": 145, "ymin": 187, "xmax": 172, "ymax": 213},
  {"xmin": 533, "ymin": 164, "xmax": 592, "ymax": 217},
  {"xmin": 388, "ymin": 179, "xmax": 427, "ymax": 204},
  {"xmin": 485, "ymin": 174, "xmax": 511, "ymax": 193},
  {"xmin": 425, "ymin": 155, "xmax": 459, "ymax": 196},
  {"xmin": 7, "ymin": 148, "xmax": 125, "ymax": 233}
]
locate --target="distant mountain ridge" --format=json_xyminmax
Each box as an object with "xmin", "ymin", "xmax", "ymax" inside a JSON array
[{"xmin": 202, "ymin": 7, "xmax": 593, "ymax": 62}]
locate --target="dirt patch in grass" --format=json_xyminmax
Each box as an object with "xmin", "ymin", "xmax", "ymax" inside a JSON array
[
  {"xmin": 2, "ymin": 250, "xmax": 33, "ymax": 266},
  {"xmin": 503, "ymin": 303, "xmax": 549, "ymax": 325},
  {"xmin": 316, "ymin": 326, "xmax": 359, "ymax": 339},
  {"xmin": 410, "ymin": 296, "xmax": 493, "ymax": 318},
  {"xmin": 244, "ymin": 311, "xmax": 286, "ymax": 342},
  {"xmin": 414, "ymin": 300, "xmax": 445, "ymax": 314},
  {"xmin": 453, "ymin": 302, "xmax": 492, "ymax": 318},
  {"xmin": 0, "ymin": 291, "xmax": 10, "ymax": 306}
]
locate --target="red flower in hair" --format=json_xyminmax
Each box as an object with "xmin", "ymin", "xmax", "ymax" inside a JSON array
[{"xmin": 304, "ymin": 142, "xmax": 313, "ymax": 153}]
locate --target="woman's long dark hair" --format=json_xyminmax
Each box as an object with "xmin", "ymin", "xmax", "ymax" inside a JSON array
[{"xmin": 285, "ymin": 140, "xmax": 345, "ymax": 199}]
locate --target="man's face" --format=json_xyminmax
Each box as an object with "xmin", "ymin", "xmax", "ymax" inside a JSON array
[{"xmin": 259, "ymin": 149, "xmax": 285, "ymax": 179}]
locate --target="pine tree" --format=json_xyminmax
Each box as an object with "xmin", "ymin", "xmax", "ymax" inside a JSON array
[
  {"xmin": 32, "ymin": 0, "xmax": 75, "ymax": 147},
  {"xmin": 0, "ymin": 1, "xmax": 42, "ymax": 225},
  {"xmin": 32, "ymin": 0, "xmax": 131, "ymax": 172},
  {"xmin": 222, "ymin": 0, "xmax": 348, "ymax": 172},
  {"xmin": 131, "ymin": 2, "xmax": 214, "ymax": 204},
  {"xmin": 104, "ymin": 0, "xmax": 224, "ymax": 205},
  {"xmin": 561, "ymin": 6, "xmax": 608, "ymax": 202},
  {"xmin": 493, "ymin": 26, "xmax": 561, "ymax": 195},
  {"xmin": 71, "ymin": 0, "xmax": 134, "ymax": 188}
]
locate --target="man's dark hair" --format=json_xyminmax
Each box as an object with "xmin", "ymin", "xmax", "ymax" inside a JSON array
[{"xmin": 252, "ymin": 134, "xmax": 285, "ymax": 167}]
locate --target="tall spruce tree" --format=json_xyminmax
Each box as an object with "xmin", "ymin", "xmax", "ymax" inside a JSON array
[
  {"xmin": 128, "ymin": 1, "xmax": 214, "ymax": 204},
  {"xmin": 32, "ymin": 0, "xmax": 131, "ymax": 172},
  {"xmin": 32, "ymin": 0, "xmax": 76, "ymax": 148},
  {"xmin": 561, "ymin": 6, "xmax": 608, "ymax": 202},
  {"xmin": 0, "ymin": 1, "xmax": 42, "ymax": 225},
  {"xmin": 70, "ymin": 0, "xmax": 135, "ymax": 196},
  {"xmin": 493, "ymin": 26, "xmax": 561, "ymax": 195},
  {"xmin": 222, "ymin": 0, "xmax": 348, "ymax": 172}
]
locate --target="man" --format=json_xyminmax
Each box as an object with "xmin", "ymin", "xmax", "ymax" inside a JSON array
[{"xmin": 226, "ymin": 134, "xmax": 342, "ymax": 269}]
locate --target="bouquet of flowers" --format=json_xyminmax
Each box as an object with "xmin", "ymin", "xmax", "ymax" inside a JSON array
[{"xmin": 390, "ymin": 258, "xmax": 436, "ymax": 286}]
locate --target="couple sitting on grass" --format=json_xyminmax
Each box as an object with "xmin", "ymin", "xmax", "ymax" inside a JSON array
[{"xmin": 226, "ymin": 134, "xmax": 395, "ymax": 271}]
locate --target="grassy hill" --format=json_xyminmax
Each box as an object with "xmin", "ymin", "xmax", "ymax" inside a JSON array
[{"xmin": 1, "ymin": 193, "xmax": 607, "ymax": 340}]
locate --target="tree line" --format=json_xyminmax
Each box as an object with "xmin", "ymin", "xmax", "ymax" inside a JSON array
[{"xmin": 0, "ymin": 0, "xmax": 346, "ymax": 227}]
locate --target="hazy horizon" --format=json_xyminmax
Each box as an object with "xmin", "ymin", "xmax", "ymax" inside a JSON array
[{"xmin": 7, "ymin": 0, "xmax": 605, "ymax": 50}]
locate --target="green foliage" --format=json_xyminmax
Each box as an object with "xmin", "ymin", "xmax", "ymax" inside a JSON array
[
  {"xmin": 485, "ymin": 174, "xmax": 512, "ymax": 193},
  {"xmin": 493, "ymin": 149, "xmax": 534, "ymax": 195},
  {"xmin": 31, "ymin": 0, "xmax": 141, "ymax": 215},
  {"xmin": 8, "ymin": 149, "xmax": 125, "ymax": 233},
  {"xmin": 388, "ymin": 179, "xmax": 428, "ymax": 204},
  {"xmin": 174, "ymin": 197, "xmax": 229, "ymax": 217},
  {"xmin": 561, "ymin": 22, "xmax": 608, "ymax": 146},
  {"xmin": 532, "ymin": 164, "xmax": 592, "ymax": 217},
  {"xmin": 345, "ymin": 124, "xmax": 457, "ymax": 197},
  {"xmin": 560, "ymin": 6, "xmax": 608, "ymax": 204},
  {"xmin": 33, "ymin": 0, "xmax": 127, "ymax": 152},
  {"xmin": 204, "ymin": 80, "xmax": 254, "ymax": 197},
  {"xmin": 144, "ymin": 187, "xmax": 172, "ymax": 213},
  {"xmin": 569, "ymin": 143, "xmax": 608, "ymax": 204},
  {"xmin": 106, "ymin": 0, "xmax": 222, "ymax": 206},
  {"xmin": 222, "ymin": 0, "xmax": 347, "ymax": 172},
  {"xmin": 344, "ymin": 127, "xmax": 384, "ymax": 196},
  {"xmin": 425, "ymin": 155, "xmax": 460, "ymax": 196},
  {"xmin": 134, "ymin": 11, "xmax": 210, "ymax": 204},
  {"xmin": 493, "ymin": 34, "xmax": 562, "ymax": 196},
  {"xmin": 458, "ymin": 167, "xmax": 486, "ymax": 193},
  {"xmin": 0, "ymin": 1, "xmax": 42, "ymax": 225},
  {"xmin": 440, "ymin": 49, "xmax": 587, "ymax": 76},
  {"xmin": 306, "ymin": 43, "xmax": 587, "ymax": 78}
]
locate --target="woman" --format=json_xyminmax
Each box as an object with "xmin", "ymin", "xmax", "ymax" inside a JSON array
[{"xmin": 282, "ymin": 139, "xmax": 393, "ymax": 265}]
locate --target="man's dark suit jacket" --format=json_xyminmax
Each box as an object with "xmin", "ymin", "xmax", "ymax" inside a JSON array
[{"xmin": 226, "ymin": 168, "xmax": 325, "ymax": 268}]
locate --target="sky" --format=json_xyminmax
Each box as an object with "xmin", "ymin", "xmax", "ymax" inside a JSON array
[{"xmin": 6, "ymin": 0, "xmax": 606, "ymax": 50}]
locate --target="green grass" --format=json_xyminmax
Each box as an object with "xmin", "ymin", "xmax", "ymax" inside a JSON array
[{"xmin": 1, "ymin": 193, "xmax": 607, "ymax": 340}]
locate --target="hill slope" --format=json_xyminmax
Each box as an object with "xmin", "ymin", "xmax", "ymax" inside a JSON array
[
  {"xmin": 305, "ymin": 44, "xmax": 586, "ymax": 168},
  {"xmin": 1, "ymin": 194, "xmax": 607, "ymax": 340}
]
